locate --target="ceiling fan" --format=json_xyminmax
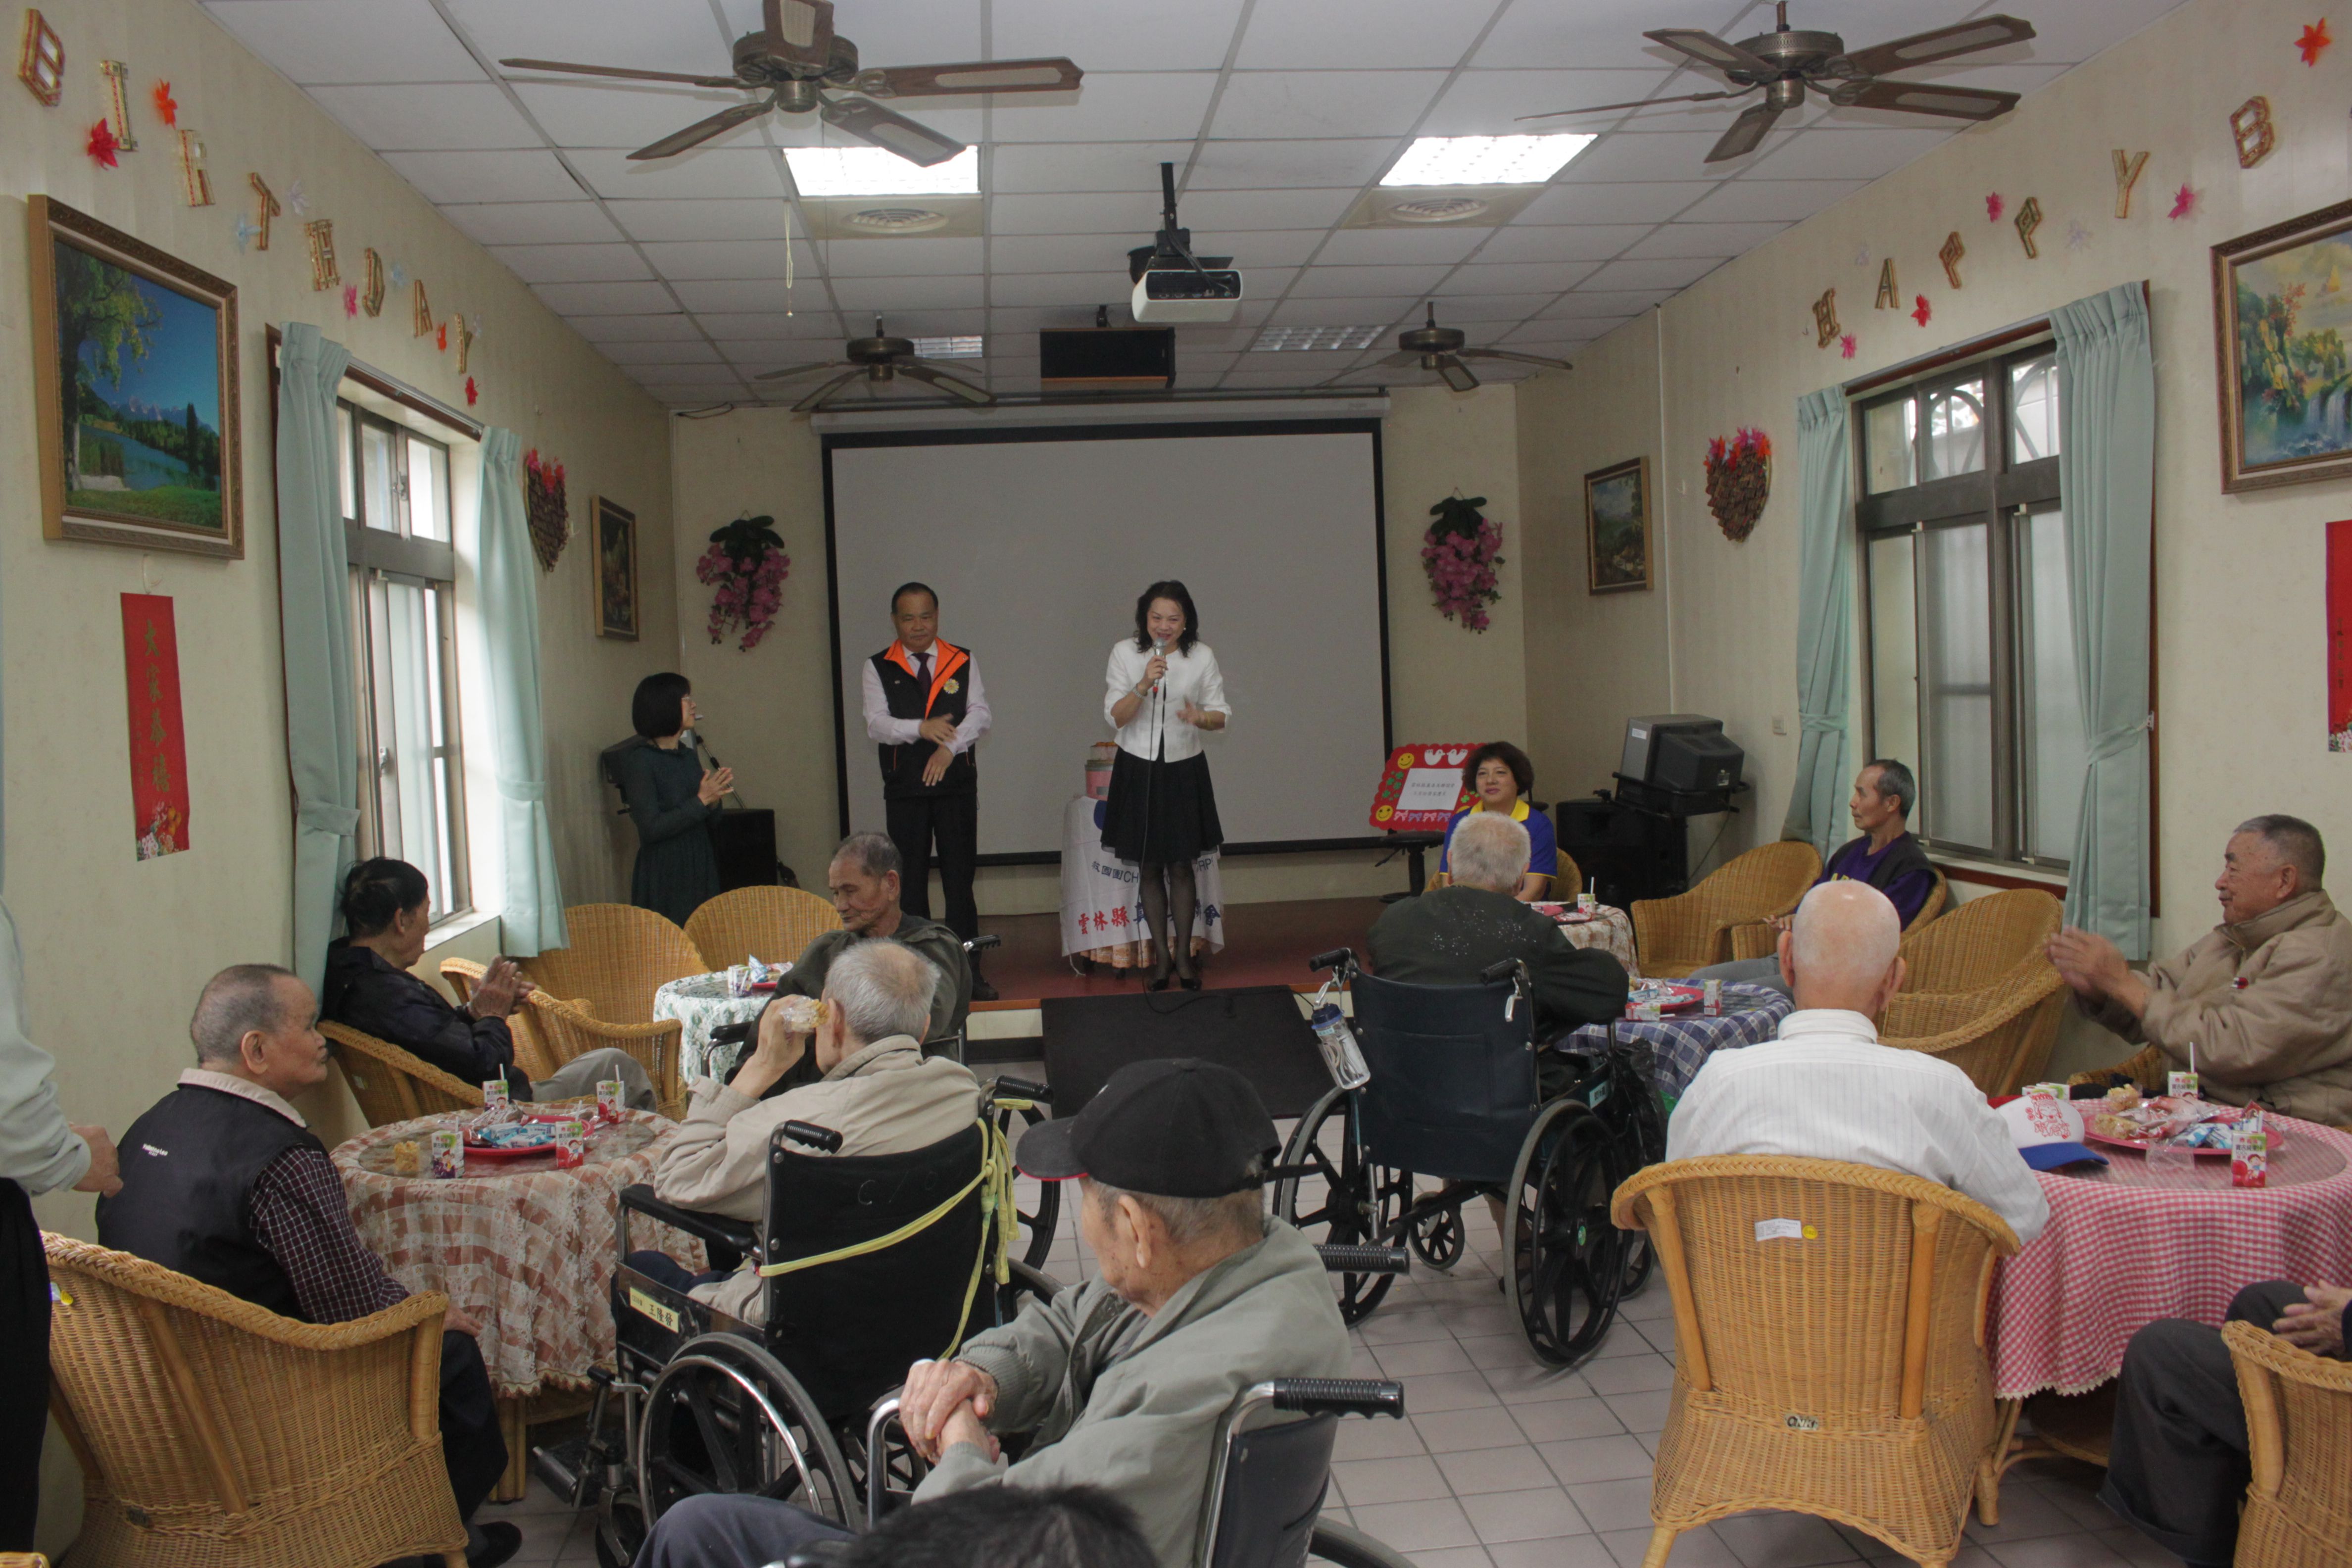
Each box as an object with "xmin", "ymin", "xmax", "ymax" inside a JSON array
[
  {"xmin": 1351, "ymin": 307, "xmax": 1572, "ymax": 392},
  {"xmin": 500, "ymin": 0, "xmax": 1080, "ymax": 165},
  {"xmin": 753, "ymin": 320, "xmax": 995, "ymax": 411},
  {"xmin": 1523, "ymin": 3, "xmax": 2036, "ymax": 164}
]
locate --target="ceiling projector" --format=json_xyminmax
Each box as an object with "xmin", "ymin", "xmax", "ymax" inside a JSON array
[{"xmin": 1127, "ymin": 161, "xmax": 1242, "ymax": 324}]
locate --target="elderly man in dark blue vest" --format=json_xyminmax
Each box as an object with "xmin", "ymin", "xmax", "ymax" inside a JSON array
[
  {"xmin": 98, "ymin": 965, "xmax": 517, "ymax": 1568},
  {"xmin": 861, "ymin": 582, "xmax": 996, "ymax": 999}
]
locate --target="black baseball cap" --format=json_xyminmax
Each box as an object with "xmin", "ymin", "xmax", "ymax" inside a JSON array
[{"xmin": 1017, "ymin": 1059, "xmax": 1278, "ymax": 1198}]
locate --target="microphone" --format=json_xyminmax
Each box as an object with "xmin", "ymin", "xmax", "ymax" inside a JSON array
[{"xmin": 1151, "ymin": 637, "xmax": 1170, "ymax": 695}]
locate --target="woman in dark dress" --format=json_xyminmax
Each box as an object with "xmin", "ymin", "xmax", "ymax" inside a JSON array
[{"xmin": 615, "ymin": 672, "xmax": 733, "ymax": 927}]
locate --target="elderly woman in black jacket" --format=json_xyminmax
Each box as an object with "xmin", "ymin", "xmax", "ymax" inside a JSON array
[{"xmin": 319, "ymin": 859, "xmax": 654, "ymax": 1107}]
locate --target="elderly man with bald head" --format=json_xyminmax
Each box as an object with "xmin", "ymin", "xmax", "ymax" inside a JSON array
[
  {"xmin": 2052, "ymin": 813, "xmax": 2352, "ymax": 1127},
  {"xmin": 1668, "ymin": 880, "xmax": 2048, "ymax": 1244}
]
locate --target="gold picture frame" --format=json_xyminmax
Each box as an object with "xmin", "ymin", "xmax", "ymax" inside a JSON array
[
  {"xmin": 1584, "ymin": 456, "xmax": 1651, "ymax": 593},
  {"xmin": 2212, "ymin": 195, "xmax": 2352, "ymax": 493},
  {"xmin": 593, "ymin": 495, "xmax": 639, "ymax": 640},
  {"xmin": 28, "ymin": 195, "xmax": 242, "ymax": 558}
]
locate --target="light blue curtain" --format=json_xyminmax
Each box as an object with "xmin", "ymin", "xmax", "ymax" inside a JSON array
[
  {"xmin": 276, "ymin": 322, "xmax": 359, "ymax": 993},
  {"xmin": 478, "ymin": 428, "xmax": 568, "ymax": 955},
  {"xmin": 1780, "ymin": 385, "xmax": 1855, "ymax": 853},
  {"xmin": 2052, "ymin": 283, "xmax": 2155, "ymax": 957}
]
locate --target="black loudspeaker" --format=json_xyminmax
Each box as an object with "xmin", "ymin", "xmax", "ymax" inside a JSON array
[
  {"xmin": 1555, "ymin": 796, "xmax": 1688, "ymax": 908},
  {"xmin": 1038, "ymin": 328, "xmax": 1176, "ymax": 391},
  {"xmin": 709, "ymin": 809, "xmax": 779, "ymax": 892}
]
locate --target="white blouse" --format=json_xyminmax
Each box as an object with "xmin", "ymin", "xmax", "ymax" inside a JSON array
[{"xmin": 1103, "ymin": 639, "xmax": 1230, "ymax": 763}]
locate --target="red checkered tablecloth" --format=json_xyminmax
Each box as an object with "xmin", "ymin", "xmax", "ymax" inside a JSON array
[{"xmin": 1986, "ymin": 1116, "xmax": 2352, "ymax": 1399}]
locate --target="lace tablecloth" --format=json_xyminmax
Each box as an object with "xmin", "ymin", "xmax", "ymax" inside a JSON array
[
  {"xmin": 656, "ymin": 971, "xmax": 774, "ymax": 1081},
  {"xmin": 1986, "ymin": 1116, "xmax": 2352, "ymax": 1399},
  {"xmin": 333, "ymin": 1110, "xmax": 707, "ymax": 1396},
  {"xmin": 1536, "ymin": 903, "xmax": 1640, "ymax": 979}
]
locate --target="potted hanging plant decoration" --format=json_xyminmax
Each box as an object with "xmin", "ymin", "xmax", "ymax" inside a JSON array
[
  {"xmin": 697, "ymin": 514, "xmax": 790, "ymax": 650},
  {"xmin": 1422, "ymin": 493, "xmax": 1505, "ymax": 632}
]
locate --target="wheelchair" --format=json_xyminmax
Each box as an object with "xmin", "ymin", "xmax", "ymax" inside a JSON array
[
  {"xmin": 539, "ymin": 1074, "xmax": 1059, "ymax": 1568},
  {"xmin": 1273, "ymin": 948, "xmax": 1670, "ymax": 1368}
]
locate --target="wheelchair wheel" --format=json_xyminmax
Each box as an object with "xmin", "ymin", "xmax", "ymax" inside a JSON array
[
  {"xmin": 1274, "ymin": 1086, "xmax": 1409, "ymax": 1324},
  {"xmin": 1502, "ymin": 1103, "xmax": 1625, "ymax": 1368},
  {"xmin": 998, "ymin": 1099, "xmax": 1062, "ymax": 1272},
  {"xmin": 1615, "ymin": 1075, "xmax": 1670, "ymax": 1296},
  {"xmin": 1407, "ymin": 1205, "xmax": 1466, "ymax": 1272},
  {"xmin": 636, "ymin": 1334, "xmax": 857, "ymax": 1531}
]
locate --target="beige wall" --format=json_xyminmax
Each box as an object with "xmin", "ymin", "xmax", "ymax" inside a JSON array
[
  {"xmin": 670, "ymin": 385, "xmax": 1532, "ymax": 913},
  {"xmin": 1513, "ymin": 0, "xmax": 2347, "ymax": 969},
  {"xmin": 5, "ymin": 0, "xmax": 675, "ymax": 1253}
]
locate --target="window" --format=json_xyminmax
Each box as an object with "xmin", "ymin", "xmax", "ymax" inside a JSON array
[
  {"xmin": 338, "ymin": 401, "xmax": 469, "ymax": 919},
  {"xmin": 1859, "ymin": 347, "xmax": 2083, "ymax": 869}
]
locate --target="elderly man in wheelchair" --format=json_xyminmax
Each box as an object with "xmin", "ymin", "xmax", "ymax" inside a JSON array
[{"xmin": 607, "ymin": 1058, "xmax": 1419, "ymax": 1568}]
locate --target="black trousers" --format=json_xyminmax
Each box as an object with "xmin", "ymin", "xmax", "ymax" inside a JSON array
[
  {"xmin": 886, "ymin": 791, "xmax": 979, "ymax": 944},
  {"xmin": 636, "ymin": 1493, "xmax": 851, "ymax": 1568},
  {"xmin": 439, "ymin": 1328, "xmax": 509, "ymax": 1523},
  {"xmin": 1, "ymin": 1180, "xmax": 46, "ymax": 1551},
  {"xmin": 2101, "ymin": 1279, "xmax": 2334, "ymax": 1568}
]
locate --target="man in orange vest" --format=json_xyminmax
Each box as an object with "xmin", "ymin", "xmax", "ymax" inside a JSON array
[{"xmin": 862, "ymin": 583, "xmax": 996, "ymax": 999}]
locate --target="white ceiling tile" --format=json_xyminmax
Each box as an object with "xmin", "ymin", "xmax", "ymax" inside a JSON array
[
  {"xmin": 608, "ymin": 199, "xmax": 795, "ymax": 242},
  {"xmin": 623, "ymin": 362, "xmax": 748, "ymax": 386},
  {"xmin": 1583, "ymin": 255, "xmax": 1724, "ymax": 291},
  {"xmin": 1471, "ymin": 1, "xmax": 1747, "ymax": 69},
  {"xmin": 862, "ymin": 309, "xmax": 990, "ymax": 337},
  {"xmin": 569, "ymin": 147, "xmax": 785, "ymax": 200},
  {"xmin": 672, "ymin": 280, "xmax": 823, "ymax": 312},
  {"xmin": 640, "ymin": 386, "xmax": 731, "ymax": 402},
  {"xmin": 1267, "ymin": 296, "xmax": 1420, "ymax": 327},
  {"xmin": 204, "ymin": 0, "xmax": 486, "ymax": 84},
  {"xmin": 694, "ymin": 312, "xmax": 855, "ymax": 339},
  {"xmin": 1187, "ymin": 141, "xmax": 1398, "ymax": 190},
  {"xmin": 1237, "ymin": 348, "xmax": 1365, "ymax": 376},
  {"xmin": 1176, "ymin": 188, "xmax": 1360, "ymax": 230},
  {"xmin": 1195, "ymin": 230, "xmax": 1326, "ymax": 267},
  {"xmin": 989, "ymin": 193, "xmax": 1161, "ymax": 235},
  {"xmin": 1742, "ymin": 126, "xmax": 1957, "ymax": 182},
  {"xmin": 1674, "ymin": 179, "xmax": 1866, "ymax": 223},
  {"xmin": 1175, "ymin": 351, "xmax": 1239, "ymax": 372},
  {"xmin": 381, "ymin": 150, "xmax": 590, "ymax": 204},
  {"xmin": 989, "ymin": 142, "xmax": 1196, "ymax": 196},
  {"xmin": 490, "ymin": 243, "xmax": 655, "ymax": 284},
  {"xmin": 1284, "ymin": 264, "xmax": 1450, "ymax": 299},
  {"xmin": 1718, "ymin": 0, "xmax": 2017, "ymax": 55},
  {"xmin": 1313, "ymin": 228, "xmax": 1487, "ymax": 265},
  {"xmin": 987, "ymin": 73, "xmax": 1218, "ymax": 142},
  {"xmin": 1208, "ymin": 72, "xmax": 1448, "ymax": 140},
  {"xmin": 1519, "ymin": 182, "xmax": 1718, "ymax": 224},
  {"xmin": 597, "ymin": 338, "xmax": 724, "ymax": 365},
  {"xmin": 1234, "ymin": 0, "xmax": 1492, "ymax": 69},
  {"xmin": 510, "ymin": 82, "xmax": 751, "ymax": 149},
  {"xmin": 639, "ymin": 240, "xmax": 820, "ymax": 280},
  {"xmin": 991, "ymin": 0, "xmax": 1247, "ymax": 71},
  {"xmin": 1502, "ymin": 320, "xmax": 1615, "ymax": 347},
  {"xmin": 1420, "ymin": 293, "xmax": 1553, "ymax": 321},
  {"xmin": 1627, "ymin": 221, "xmax": 1787, "ymax": 259},
  {"xmin": 717, "ymin": 0, "xmax": 984, "ymax": 71},
  {"xmin": 1446, "ymin": 260, "xmax": 1597, "ymax": 294},
  {"xmin": 833, "ymin": 276, "xmax": 989, "ymax": 310},
  {"xmin": 991, "ymin": 272, "xmax": 1150, "ymax": 308},
  {"xmin": 442, "ymin": 202, "xmax": 628, "ymax": 245},
  {"xmin": 532, "ymin": 280, "xmax": 681, "ymax": 313},
  {"xmin": 820, "ymin": 239, "xmax": 988, "ymax": 278},
  {"xmin": 1541, "ymin": 289, "xmax": 1670, "ymax": 319},
  {"xmin": 1991, "ymin": 0, "xmax": 2194, "ymax": 66},
  {"xmin": 1561, "ymin": 128, "xmax": 1792, "ymax": 183},
  {"xmin": 985, "ymin": 305, "xmax": 1115, "ymax": 333},
  {"xmin": 306, "ymin": 84, "xmax": 539, "ymax": 150},
  {"xmin": 1419, "ymin": 68, "xmax": 1676, "ymax": 137},
  {"xmin": 1471, "ymin": 224, "xmax": 1652, "ymax": 263},
  {"xmin": 443, "ymin": 0, "xmax": 734, "ymax": 78},
  {"xmin": 988, "ymin": 234, "xmax": 1128, "ymax": 273},
  {"xmin": 574, "ymin": 314, "xmax": 705, "ymax": 343}
]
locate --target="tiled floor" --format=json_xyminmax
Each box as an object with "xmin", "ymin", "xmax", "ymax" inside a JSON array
[{"xmin": 488, "ymin": 1089, "xmax": 2174, "ymax": 1568}]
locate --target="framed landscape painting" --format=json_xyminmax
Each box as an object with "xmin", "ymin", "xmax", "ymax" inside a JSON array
[
  {"xmin": 1584, "ymin": 456, "xmax": 1652, "ymax": 593},
  {"xmin": 2214, "ymin": 196, "xmax": 2352, "ymax": 493},
  {"xmin": 594, "ymin": 495, "xmax": 639, "ymax": 640},
  {"xmin": 28, "ymin": 196, "xmax": 242, "ymax": 556}
]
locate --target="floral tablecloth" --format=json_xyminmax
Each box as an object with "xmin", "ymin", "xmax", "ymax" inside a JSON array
[
  {"xmin": 1986, "ymin": 1116, "xmax": 2352, "ymax": 1399},
  {"xmin": 334, "ymin": 1110, "xmax": 706, "ymax": 1396},
  {"xmin": 656, "ymin": 971, "xmax": 775, "ymax": 1082},
  {"xmin": 1537, "ymin": 903, "xmax": 1640, "ymax": 979},
  {"xmin": 1059, "ymin": 794, "xmax": 1225, "ymax": 967}
]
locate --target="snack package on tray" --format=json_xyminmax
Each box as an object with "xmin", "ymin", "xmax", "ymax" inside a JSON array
[{"xmin": 2090, "ymin": 1093, "xmax": 2250, "ymax": 1146}]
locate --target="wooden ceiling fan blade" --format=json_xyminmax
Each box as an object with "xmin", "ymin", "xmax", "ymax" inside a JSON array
[
  {"xmin": 501, "ymin": 57, "xmax": 742, "ymax": 88},
  {"xmin": 789, "ymin": 368, "xmax": 867, "ymax": 412},
  {"xmin": 628, "ymin": 98, "xmax": 773, "ymax": 160},
  {"xmin": 818, "ymin": 96, "xmax": 967, "ymax": 166},
  {"xmin": 1835, "ymin": 80, "xmax": 2019, "ymax": 121},
  {"xmin": 898, "ymin": 364, "xmax": 997, "ymax": 406},
  {"xmin": 1704, "ymin": 100, "xmax": 1784, "ymax": 162},
  {"xmin": 1519, "ymin": 88, "xmax": 1746, "ymax": 121},
  {"xmin": 1437, "ymin": 356, "xmax": 1480, "ymax": 393},
  {"xmin": 1837, "ymin": 15, "xmax": 2036, "ymax": 78},
  {"xmin": 764, "ymin": 0, "xmax": 836, "ymax": 68},
  {"xmin": 859, "ymin": 57, "xmax": 1082, "ymax": 98},
  {"xmin": 1461, "ymin": 348, "xmax": 1573, "ymax": 371},
  {"xmin": 1643, "ymin": 28, "xmax": 1780, "ymax": 81},
  {"xmin": 751, "ymin": 359, "xmax": 851, "ymax": 383}
]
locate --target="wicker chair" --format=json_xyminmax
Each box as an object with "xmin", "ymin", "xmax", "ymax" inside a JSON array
[
  {"xmin": 1726, "ymin": 868, "xmax": 1950, "ymax": 963},
  {"xmin": 1611, "ymin": 1155, "xmax": 2021, "ymax": 1568},
  {"xmin": 323, "ymin": 1022, "xmax": 482, "ymax": 1126},
  {"xmin": 1897, "ymin": 887, "xmax": 2063, "ymax": 995},
  {"xmin": 2224, "ymin": 1319, "xmax": 2352, "ymax": 1568},
  {"xmin": 516, "ymin": 903, "xmax": 707, "ymax": 1025},
  {"xmin": 516, "ymin": 988, "xmax": 685, "ymax": 1117},
  {"xmin": 1632, "ymin": 841, "xmax": 1822, "ymax": 979},
  {"xmin": 42, "ymin": 1233, "xmax": 468, "ymax": 1568},
  {"xmin": 437, "ymin": 959, "xmax": 564, "ymax": 1080},
  {"xmin": 685, "ymin": 884, "xmax": 842, "ymax": 972},
  {"xmin": 2069, "ymin": 1043, "xmax": 2166, "ymax": 1093},
  {"xmin": 1877, "ymin": 958, "xmax": 2068, "ymax": 1097}
]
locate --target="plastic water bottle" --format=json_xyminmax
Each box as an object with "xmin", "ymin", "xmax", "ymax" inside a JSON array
[{"xmin": 1310, "ymin": 1003, "xmax": 1370, "ymax": 1090}]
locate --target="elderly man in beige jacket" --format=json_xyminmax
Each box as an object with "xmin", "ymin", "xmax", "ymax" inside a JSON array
[
  {"xmin": 641, "ymin": 938, "xmax": 980, "ymax": 1323},
  {"xmin": 2051, "ymin": 813, "xmax": 2352, "ymax": 1127}
]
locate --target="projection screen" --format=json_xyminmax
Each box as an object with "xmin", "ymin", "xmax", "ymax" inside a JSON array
[{"xmin": 824, "ymin": 419, "xmax": 1390, "ymax": 859}]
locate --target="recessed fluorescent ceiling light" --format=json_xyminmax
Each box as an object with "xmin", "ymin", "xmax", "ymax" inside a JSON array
[
  {"xmin": 1253, "ymin": 325, "xmax": 1384, "ymax": 351},
  {"xmin": 785, "ymin": 146, "xmax": 979, "ymax": 197},
  {"xmin": 911, "ymin": 336, "xmax": 983, "ymax": 359},
  {"xmin": 1380, "ymin": 134, "xmax": 1594, "ymax": 188}
]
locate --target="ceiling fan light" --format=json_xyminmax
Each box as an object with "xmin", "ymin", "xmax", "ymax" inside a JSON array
[
  {"xmin": 785, "ymin": 145, "xmax": 978, "ymax": 196},
  {"xmin": 1380, "ymin": 134, "xmax": 1594, "ymax": 188}
]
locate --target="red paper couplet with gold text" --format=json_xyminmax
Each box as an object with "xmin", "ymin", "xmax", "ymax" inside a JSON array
[
  {"xmin": 1369, "ymin": 743, "xmax": 1478, "ymax": 833},
  {"xmin": 2332, "ymin": 521, "xmax": 2352, "ymax": 753},
  {"xmin": 122, "ymin": 593, "xmax": 192, "ymax": 859}
]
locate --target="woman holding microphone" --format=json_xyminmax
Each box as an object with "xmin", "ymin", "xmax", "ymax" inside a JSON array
[{"xmin": 1103, "ymin": 581, "xmax": 1228, "ymax": 990}]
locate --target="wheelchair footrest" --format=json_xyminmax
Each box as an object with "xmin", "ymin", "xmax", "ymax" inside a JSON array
[{"xmin": 531, "ymin": 1436, "xmax": 597, "ymax": 1510}]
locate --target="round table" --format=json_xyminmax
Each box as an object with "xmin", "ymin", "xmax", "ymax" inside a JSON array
[
  {"xmin": 1058, "ymin": 795, "xmax": 1226, "ymax": 969},
  {"xmin": 656, "ymin": 971, "xmax": 775, "ymax": 1082},
  {"xmin": 1534, "ymin": 903, "xmax": 1641, "ymax": 979},
  {"xmin": 1562, "ymin": 982, "xmax": 1793, "ymax": 1098}
]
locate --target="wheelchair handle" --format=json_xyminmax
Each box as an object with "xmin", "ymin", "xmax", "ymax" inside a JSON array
[
  {"xmin": 991, "ymin": 1075, "xmax": 1051, "ymax": 1104},
  {"xmin": 963, "ymin": 934, "xmax": 1002, "ymax": 953},
  {"xmin": 1270, "ymin": 1377, "xmax": 1406, "ymax": 1420},
  {"xmin": 1307, "ymin": 948, "xmax": 1353, "ymax": 974},
  {"xmin": 710, "ymin": 1018, "xmax": 755, "ymax": 1048},
  {"xmin": 1479, "ymin": 958, "xmax": 1522, "ymax": 985},
  {"xmin": 782, "ymin": 1120, "xmax": 843, "ymax": 1152},
  {"xmin": 1315, "ymin": 1244, "xmax": 1411, "ymax": 1276}
]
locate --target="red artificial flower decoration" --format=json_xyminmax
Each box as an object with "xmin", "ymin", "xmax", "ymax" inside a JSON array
[
  {"xmin": 436, "ymin": 322, "xmax": 448, "ymax": 351},
  {"xmin": 1839, "ymin": 334, "xmax": 1857, "ymax": 360},
  {"xmin": 153, "ymin": 80, "xmax": 178, "ymax": 126},
  {"xmin": 343, "ymin": 285, "xmax": 359, "ymax": 318},
  {"xmin": 2299, "ymin": 18, "xmax": 2332, "ymax": 65},
  {"xmin": 1985, "ymin": 193, "xmax": 2004, "ymax": 222},
  {"xmin": 465, "ymin": 377, "xmax": 479, "ymax": 406},
  {"xmin": 87, "ymin": 120, "xmax": 120, "ymax": 168},
  {"xmin": 2170, "ymin": 184, "xmax": 2196, "ymax": 219},
  {"xmin": 1911, "ymin": 294, "xmax": 1932, "ymax": 327}
]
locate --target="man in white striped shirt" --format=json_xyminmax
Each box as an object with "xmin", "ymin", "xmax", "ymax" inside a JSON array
[{"xmin": 1666, "ymin": 880, "xmax": 2048, "ymax": 1245}]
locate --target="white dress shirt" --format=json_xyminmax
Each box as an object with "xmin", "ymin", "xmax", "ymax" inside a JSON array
[
  {"xmin": 1103, "ymin": 639, "xmax": 1229, "ymax": 763},
  {"xmin": 861, "ymin": 646, "xmax": 991, "ymax": 755},
  {"xmin": 1666, "ymin": 1008, "xmax": 2050, "ymax": 1245}
]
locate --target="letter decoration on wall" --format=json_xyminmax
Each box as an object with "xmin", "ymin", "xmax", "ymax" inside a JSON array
[
  {"xmin": 1874, "ymin": 257, "xmax": 1899, "ymax": 308},
  {"xmin": 413, "ymin": 277, "xmax": 432, "ymax": 337},
  {"xmin": 121, "ymin": 593, "xmax": 191, "ymax": 860},
  {"xmin": 1812, "ymin": 287, "xmax": 1839, "ymax": 348},
  {"xmin": 175, "ymin": 129, "xmax": 211, "ymax": 206},
  {"xmin": 455, "ymin": 313, "xmax": 474, "ymax": 373},
  {"xmin": 248, "ymin": 172, "xmax": 278, "ymax": 249},
  {"xmin": 2231, "ymin": 97, "xmax": 2277, "ymax": 168},
  {"xmin": 18, "ymin": 9, "xmax": 62, "ymax": 105},
  {"xmin": 1939, "ymin": 231, "xmax": 1965, "ymax": 289},
  {"xmin": 304, "ymin": 219, "xmax": 338, "ymax": 290},
  {"xmin": 98, "ymin": 59, "xmax": 137, "ymax": 149},
  {"xmin": 2332, "ymin": 520, "xmax": 2352, "ymax": 750},
  {"xmin": 2110, "ymin": 149, "xmax": 2149, "ymax": 217},
  {"xmin": 2015, "ymin": 196, "xmax": 2044, "ymax": 258},
  {"xmin": 362, "ymin": 247, "xmax": 385, "ymax": 315}
]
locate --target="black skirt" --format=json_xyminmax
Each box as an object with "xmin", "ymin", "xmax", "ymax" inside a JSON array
[{"xmin": 1102, "ymin": 748, "xmax": 1223, "ymax": 864}]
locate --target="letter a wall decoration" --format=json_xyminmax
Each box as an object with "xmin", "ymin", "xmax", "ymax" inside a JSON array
[{"xmin": 1874, "ymin": 258, "xmax": 1899, "ymax": 309}]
